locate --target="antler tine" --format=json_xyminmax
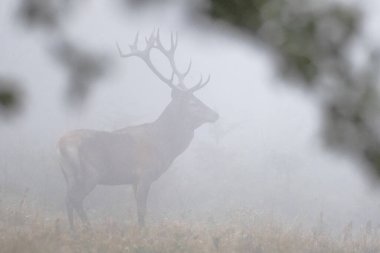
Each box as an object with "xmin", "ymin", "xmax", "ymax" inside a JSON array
[
  {"xmin": 201, "ymin": 74, "xmax": 211, "ymax": 87},
  {"xmin": 203, "ymin": 74, "xmax": 211, "ymax": 85},
  {"xmin": 175, "ymin": 59, "xmax": 192, "ymax": 86},
  {"xmin": 116, "ymin": 42, "xmax": 133, "ymax": 57},
  {"xmin": 170, "ymin": 32, "xmax": 178, "ymax": 53},
  {"xmin": 189, "ymin": 74, "xmax": 211, "ymax": 92},
  {"xmin": 169, "ymin": 70, "xmax": 175, "ymax": 82},
  {"xmin": 183, "ymin": 60, "xmax": 192, "ymax": 77},
  {"xmin": 197, "ymin": 75, "xmax": 203, "ymax": 87},
  {"xmin": 155, "ymin": 29, "xmax": 171, "ymax": 55},
  {"xmin": 116, "ymin": 32, "xmax": 142, "ymax": 58},
  {"xmin": 129, "ymin": 32, "xmax": 140, "ymax": 51},
  {"xmin": 133, "ymin": 32, "xmax": 139, "ymax": 46},
  {"xmin": 116, "ymin": 42, "xmax": 124, "ymax": 57},
  {"xmin": 155, "ymin": 28, "xmax": 159, "ymax": 45},
  {"xmin": 145, "ymin": 29, "xmax": 156, "ymax": 45}
]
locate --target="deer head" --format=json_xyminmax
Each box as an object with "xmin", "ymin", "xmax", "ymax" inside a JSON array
[{"xmin": 117, "ymin": 31, "xmax": 219, "ymax": 128}]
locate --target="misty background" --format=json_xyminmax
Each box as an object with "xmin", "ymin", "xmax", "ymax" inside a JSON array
[{"xmin": 1, "ymin": 0, "xmax": 380, "ymax": 233}]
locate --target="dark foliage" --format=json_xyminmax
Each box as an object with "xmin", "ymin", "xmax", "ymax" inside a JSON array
[{"xmin": 204, "ymin": 0, "xmax": 380, "ymax": 178}]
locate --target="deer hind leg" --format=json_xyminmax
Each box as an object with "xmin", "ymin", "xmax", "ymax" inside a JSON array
[
  {"xmin": 72, "ymin": 198, "xmax": 90, "ymax": 227},
  {"xmin": 60, "ymin": 157, "xmax": 78, "ymax": 231},
  {"xmin": 67, "ymin": 179, "xmax": 96, "ymax": 229},
  {"xmin": 65, "ymin": 195, "xmax": 75, "ymax": 230},
  {"xmin": 60, "ymin": 161, "xmax": 75, "ymax": 230},
  {"xmin": 61, "ymin": 156, "xmax": 97, "ymax": 230}
]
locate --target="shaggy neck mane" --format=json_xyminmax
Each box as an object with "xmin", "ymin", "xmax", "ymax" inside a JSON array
[{"xmin": 151, "ymin": 99, "xmax": 195, "ymax": 161}]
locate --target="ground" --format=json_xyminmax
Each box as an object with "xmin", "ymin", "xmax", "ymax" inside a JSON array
[{"xmin": 0, "ymin": 198, "xmax": 379, "ymax": 253}]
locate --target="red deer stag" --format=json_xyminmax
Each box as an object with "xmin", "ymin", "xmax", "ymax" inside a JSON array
[{"xmin": 58, "ymin": 31, "xmax": 219, "ymax": 229}]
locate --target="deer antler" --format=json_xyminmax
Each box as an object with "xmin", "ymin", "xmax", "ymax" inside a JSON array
[{"xmin": 117, "ymin": 30, "xmax": 210, "ymax": 92}]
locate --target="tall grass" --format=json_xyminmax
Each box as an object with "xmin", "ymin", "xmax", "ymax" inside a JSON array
[{"xmin": 0, "ymin": 197, "xmax": 379, "ymax": 253}]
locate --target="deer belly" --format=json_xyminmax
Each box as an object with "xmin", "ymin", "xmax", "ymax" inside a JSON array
[
  {"xmin": 98, "ymin": 167, "xmax": 138, "ymax": 185},
  {"xmin": 87, "ymin": 152, "xmax": 139, "ymax": 185},
  {"xmin": 82, "ymin": 140, "xmax": 140, "ymax": 185}
]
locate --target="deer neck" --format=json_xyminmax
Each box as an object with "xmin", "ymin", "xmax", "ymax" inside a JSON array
[{"xmin": 152, "ymin": 102, "xmax": 195, "ymax": 161}]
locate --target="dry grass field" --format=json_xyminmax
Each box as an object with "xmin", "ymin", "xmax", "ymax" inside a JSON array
[{"xmin": 1, "ymin": 197, "xmax": 380, "ymax": 253}]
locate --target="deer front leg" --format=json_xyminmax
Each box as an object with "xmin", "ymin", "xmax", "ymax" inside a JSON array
[{"xmin": 134, "ymin": 182, "xmax": 151, "ymax": 227}]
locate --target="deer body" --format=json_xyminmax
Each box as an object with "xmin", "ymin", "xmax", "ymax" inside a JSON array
[{"xmin": 59, "ymin": 32, "xmax": 218, "ymax": 229}]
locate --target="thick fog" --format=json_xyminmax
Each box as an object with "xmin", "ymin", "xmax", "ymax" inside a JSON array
[{"xmin": 1, "ymin": 0, "xmax": 380, "ymax": 233}]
